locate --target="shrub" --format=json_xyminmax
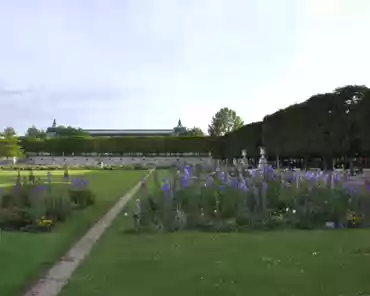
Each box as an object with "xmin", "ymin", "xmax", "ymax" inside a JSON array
[
  {"xmin": 0, "ymin": 185, "xmax": 36, "ymax": 208},
  {"xmin": 45, "ymin": 194, "xmax": 72, "ymax": 221},
  {"xmin": 0, "ymin": 172, "xmax": 95, "ymax": 232},
  {"xmin": 69, "ymin": 189, "xmax": 95, "ymax": 208},
  {"xmin": 1, "ymin": 193, "xmax": 16, "ymax": 208},
  {"xmin": 0, "ymin": 207, "xmax": 32, "ymax": 229}
]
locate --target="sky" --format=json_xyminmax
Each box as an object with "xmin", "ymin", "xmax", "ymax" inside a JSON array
[{"xmin": 1, "ymin": 0, "xmax": 370, "ymax": 135}]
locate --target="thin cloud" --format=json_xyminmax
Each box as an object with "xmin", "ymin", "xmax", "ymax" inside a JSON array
[{"xmin": 0, "ymin": 88, "xmax": 33, "ymax": 96}]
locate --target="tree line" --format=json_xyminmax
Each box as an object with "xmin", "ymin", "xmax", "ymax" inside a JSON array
[
  {"xmin": 222, "ymin": 85, "xmax": 370, "ymax": 169},
  {"xmin": 0, "ymin": 107, "xmax": 244, "ymax": 140},
  {"xmin": 0, "ymin": 107, "xmax": 243, "ymax": 157},
  {"xmin": 2, "ymin": 85, "xmax": 368, "ymax": 163}
]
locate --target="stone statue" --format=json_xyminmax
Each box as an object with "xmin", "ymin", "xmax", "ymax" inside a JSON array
[
  {"xmin": 258, "ymin": 147, "xmax": 268, "ymax": 170},
  {"xmin": 241, "ymin": 149, "xmax": 248, "ymax": 169}
]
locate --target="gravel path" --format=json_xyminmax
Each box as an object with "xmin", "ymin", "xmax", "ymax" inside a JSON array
[{"xmin": 23, "ymin": 170, "xmax": 153, "ymax": 296}]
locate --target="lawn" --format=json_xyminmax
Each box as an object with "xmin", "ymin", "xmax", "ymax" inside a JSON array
[
  {"xmin": 60, "ymin": 171, "xmax": 370, "ymax": 296},
  {"xmin": 0, "ymin": 169, "xmax": 147, "ymax": 296}
]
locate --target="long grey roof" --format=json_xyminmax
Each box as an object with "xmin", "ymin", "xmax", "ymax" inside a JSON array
[{"xmin": 83, "ymin": 129, "xmax": 173, "ymax": 135}]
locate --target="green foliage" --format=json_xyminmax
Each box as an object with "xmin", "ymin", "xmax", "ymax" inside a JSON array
[
  {"xmin": 0, "ymin": 137, "xmax": 23, "ymax": 157},
  {"xmin": 25, "ymin": 125, "xmax": 46, "ymax": 139},
  {"xmin": 44, "ymin": 195, "xmax": 72, "ymax": 222},
  {"xmin": 131, "ymin": 165, "xmax": 368, "ymax": 233},
  {"xmin": 183, "ymin": 127, "xmax": 205, "ymax": 136},
  {"xmin": 0, "ymin": 173, "xmax": 96, "ymax": 231},
  {"xmin": 262, "ymin": 85, "xmax": 370, "ymax": 158},
  {"xmin": 54, "ymin": 125, "xmax": 90, "ymax": 137},
  {"xmin": 223, "ymin": 121, "xmax": 262, "ymax": 159},
  {"xmin": 18, "ymin": 135, "xmax": 222, "ymax": 156},
  {"xmin": 2, "ymin": 127, "xmax": 16, "ymax": 138},
  {"xmin": 69, "ymin": 189, "xmax": 96, "ymax": 208},
  {"xmin": 9, "ymin": 84, "xmax": 370, "ymax": 159},
  {"xmin": 208, "ymin": 107, "xmax": 244, "ymax": 136},
  {"xmin": 0, "ymin": 207, "xmax": 31, "ymax": 229}
]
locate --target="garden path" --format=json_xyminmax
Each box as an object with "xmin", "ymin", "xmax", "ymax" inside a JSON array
[{"xmin": 23, "ymin": 170, "xmax": 153, "ymax": 296}]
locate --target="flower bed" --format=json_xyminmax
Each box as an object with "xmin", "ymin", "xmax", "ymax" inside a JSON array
[
  {"xmin": 130, "ymin": 165, "xmax": 370, "ymax": 232},
  {"xmin": 0, "ymin": 164, "xmax": 152, "ymax": 171},
  {"xmin": 0, "ymin": 171, "xmax": 96, "ymax": 232}
]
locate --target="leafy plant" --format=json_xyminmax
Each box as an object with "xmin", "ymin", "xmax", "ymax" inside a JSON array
[
  {"xmin": 130, "ymin": 165, "xmax": 369, "ymax": 233},
  {"xmin": 45, "ymin": 194, "xmax": 72, "ymax": 221},
  {"xmin": 69, "ymin": 189, "xmax": 95, "ymax": 208}
]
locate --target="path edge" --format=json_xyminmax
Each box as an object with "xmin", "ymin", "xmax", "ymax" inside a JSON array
[{"xmin": 24, "ymin": 169, "xmax": 153, "ymax": 296}]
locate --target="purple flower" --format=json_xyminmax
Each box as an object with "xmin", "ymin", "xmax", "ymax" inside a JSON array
[
  {"xmin": 181, "ymin": 177, "xmax": 189, "ymax": 188},
  {"xmin": 185, "ymin": 166, "xmax": 192, "ymax": 175},
  {"xmin": 218, "ymin": 171, "xmax": 225, "ymax": 181},
  {"xmin": 262, "ymin": 182, "xmax": 268, "ymax": 193},
  {"xmin": 241, "ymin": 182, "xmax": 249, "ymax": 192},
  {"xmin": 343, "ymin": 183, "xmax": 357, "ymax": 195},
  {"xmin": 71, "ymin": 178, "xmax": 89, "ymax": 189},
  {"xmin": 233, "ymin": 179, "xmax": 239, "ymax": 189},
  {"xmin": 184, "ymin": 168, "xmax": 191, "ymax": 178},
  {"xmin": 161, "ymin": 180, "xmax": 170, "ymax": 191},
  {"xmin": 207, "ymin": 176, "xmax": 214, "ymax": 186},
  {"xmin": 224, "ymin": 174, "xmax": 231, "ymax": 184}
]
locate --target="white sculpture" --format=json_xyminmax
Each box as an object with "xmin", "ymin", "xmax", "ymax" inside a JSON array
[
  {"xmin": 241, "ymin": 149, "xmax": 248, "ymax": 168},
  {"xmin": 258, "ymin": 147, "xmax": 267, "ymax": 170}
]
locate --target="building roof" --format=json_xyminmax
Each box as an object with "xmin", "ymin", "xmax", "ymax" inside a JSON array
[
  {"xmin": 83, "ymin": 129, "xmax": 173, "ymax": 135},
  {"xmin": 46, "ymin": 127, "xmax": 57, "ymax": 133}
]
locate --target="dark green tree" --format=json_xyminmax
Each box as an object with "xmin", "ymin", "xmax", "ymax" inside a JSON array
[
  {"xmin": 54, "ymin": 126, "xmax": 89, "ymax": 137},
  {"xmin": 183, "ymin": 127, "xmax": 205, "ymax": 136},
  {"xmin": 26, "ymin": 125, "xmax": 46, "ymax": 138},
  {"xmin": 2, "ymin": 126, "xmax": 16, "ymax": 138}
]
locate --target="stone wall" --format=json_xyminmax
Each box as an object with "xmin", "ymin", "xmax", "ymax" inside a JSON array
[{"xmin": 28, "ymin": 156, "xmax": 212, "ymax": 167}]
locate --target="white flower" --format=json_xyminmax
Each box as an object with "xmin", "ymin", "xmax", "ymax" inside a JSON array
[{"xmin": 292, "ymin": 209, "xmax": 296, "ymax": 214}]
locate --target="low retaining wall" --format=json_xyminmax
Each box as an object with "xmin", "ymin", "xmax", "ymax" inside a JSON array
[{"xmin": 28, "ymin": 156, "xmax": 213, "ymax": 167}]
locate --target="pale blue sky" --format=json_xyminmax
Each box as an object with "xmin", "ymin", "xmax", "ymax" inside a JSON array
[{"xmin": 1, "ymin": 0, "xmax": 370, "ymax": 135}]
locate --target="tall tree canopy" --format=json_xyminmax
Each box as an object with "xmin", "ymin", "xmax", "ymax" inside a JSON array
[
  {"xmin": 0, "ymin": 137, "xmax": 23, "ymax": 157},
  {"xmin": 1, "ymin": 127, "xmax": 16, "ymax": 138},
  {"xmin": 54, "ymin": 126, "xmax": 89, "ymax": 137},
  {"xmin": 183, "ymin": 127, "xmax": 205, "ymax": 136},
  {"xmin": 208, "ymin": 107, "xmax": 244, "ymax": 136},
  {"xmin": 26, "ymin": 125, "xmax": 46, "ymax": 138}
]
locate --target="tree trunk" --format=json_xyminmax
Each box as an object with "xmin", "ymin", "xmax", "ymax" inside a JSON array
[{"xmin": 349, "ymin": 158, "xmax": 354, "ymax": 176}]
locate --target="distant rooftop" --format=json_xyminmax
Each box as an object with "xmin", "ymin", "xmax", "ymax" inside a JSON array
[
  {"xmin": 83, "ymin": 129, "xmax": 173, "ymax": 135},
  {"xmin": 45, "ymin": 118, "xmax": 185, "ymax": 137}
]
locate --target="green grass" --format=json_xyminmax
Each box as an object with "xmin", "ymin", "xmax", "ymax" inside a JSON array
[
  {"xmin": 61, "ymin": 171, "xmax": 370, "ymax": 296},
  {"xmin": 0, "ymin": 169, "xmax": 147, "ymax": 296}
]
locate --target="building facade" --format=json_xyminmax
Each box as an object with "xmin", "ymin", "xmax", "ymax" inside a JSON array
[{"xmin": 46, "ymin": 119, "xmax": 187, "ymax": 137}]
